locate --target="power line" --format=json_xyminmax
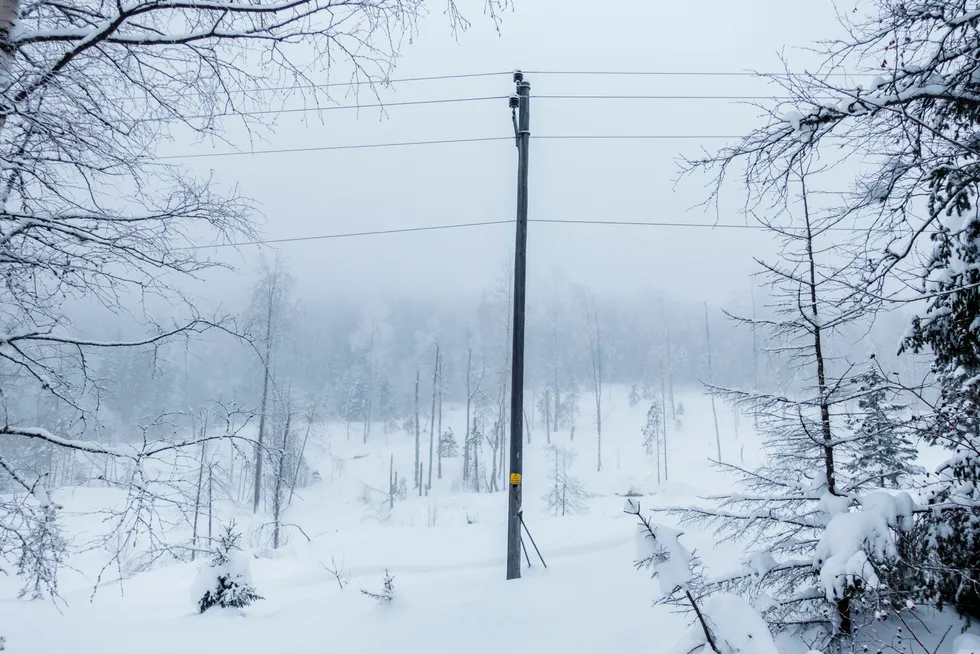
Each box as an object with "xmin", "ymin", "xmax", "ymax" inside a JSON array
[
  {"xmin": 157, "ymin": 136, "xmax": 513, "ymax": 160},
  {"xmin": 531, "ymin": 219, "xmax": 873, "ymax": 232},
  {"xmin": 177, "ymin": 96, "xmax": 507, "ymax": 121},
  {"xmin": 194, "ymin": 71, "xmax": 513, "ymax": 97},
  {"xmin": 533, "ymin": 134, "xmax": 743, "ymax": 141},
  {"xmin": 158, "ymin": 134, "xmax": 746, "ymax": 159},
  {"xmin": 182, "ymin": 94, "xmax": 804, "ymax": 122},
  {"xmin": 182, "ymin": 217, "xmax": 883, "ymax": 251},
  {"xmin": 535, "ymin": 94, "xmax": 816, "ymax": 101},
  {"xmin": 151, "ymin": 69, "xmax": 868, "ymax": 100},
  {"xmin": 182, "ymin": 219, "xmax": 515, "ymax": 249},
  {"xmin": 527, "ymin": 69, "xmax": 874, "ymax": 78}
]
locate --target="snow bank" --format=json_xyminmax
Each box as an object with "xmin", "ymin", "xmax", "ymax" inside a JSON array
[{"xmin": 955, "ymin": 633, "xmax": 980, "ymax": 653}]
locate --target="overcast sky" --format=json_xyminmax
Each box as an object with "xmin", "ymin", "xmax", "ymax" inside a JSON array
[{"xmin": 170, "ymin": 0, "xmax": 850, "ymax": 312}]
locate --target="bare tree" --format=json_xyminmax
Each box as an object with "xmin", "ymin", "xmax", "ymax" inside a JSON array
[
  {"xmin": 542, "ymin": 445, "xmax": 589, "ymax": 517},
  {"xmin": 704, "ymin": 304, "xmax": 722, "ymax": 462},
  {"xmin": 664, "ymin": 175, "xmax": 874, "ymax": 644},
  {"xmin": 271, "ymin": 402, "xmax": 292, "ymax": 550},
  {"xmin": 462, "ymin": 339, "xmax": 484, "ymax": 484},
  {"xmin": 427, "ymin": 344, "xmax": 439, "ymax": 491},
  {"xmin": 248, "ymin": 260, "xmax": 294, "ymax": 514},
  {"xmin": 413, "ymin": 370, "xmax": 421, "ymax": 489},
  {"xmin": 581, "ymin": 290, "xmax": 603, "ymax": 472},
  {"xmin": 0, "ymin": 0, "xmax": 508, "ymax": 597},
  {"xmin": 437, "ymin": 349, "xmax": 444, "ymax": 480}
]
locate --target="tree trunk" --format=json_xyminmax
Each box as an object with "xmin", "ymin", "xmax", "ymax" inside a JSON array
[
  {"xmin": 437, "ymin": 352, "xmax": 443, "ymax": 480},
  {"xmin": 288, "ymin": 407, "xmax": 314, "ymax": 507},
  {"xmin": 661, "ymin": 299, "xmax": 676, "ymax": 422},
  {"xmin": 254, "ymin": 279, "xmax": 276, "ymax": 514},
  {"xmin": 801, "ymin": 179, "xmax": 837, "ymax": 496},
  {"xmin": 389, "ymin": 454, "xmax": 395, "ymax": 510},
  {"xmin": 660, "ymin": 363, "xmax": 669, "ymax": 482},
  {"xmin": 191, "ymin": 420, "xmax": 208, "ymax": 561},
  {"xmin": 464, "ymin": 348, "xmax": 472, "ymax": 483},
  {"xmin": 800, "ymin": 177, "xmax": 847, "ymax": 634},
  {"xmin": 414, "ymin": 370, "xmax": 420, "ymax": 489},
  {"xmin": 0, "ymin": 0, "xmax": 20, "ymax": 140},
  {"xmin": 704, "ymin": 304, "xmax": 722, "ymax": 462},
  {"xmin": 545, "ymin": 389, "xmax": 551, "ymax": 443},
  {"xmin": 472, "ymin": 422, "xmax": 480, "ymax": 492},
  {"xmin": 272, "ymin": 412, "xmax": 290, "ymax": 550},
  {"xmin": 427, "ymin": 345, "xmax": 439, "ymax": 491},
  {"xmin": 588, "ymin": 304, "xmax": 603, "ymax": 473}
]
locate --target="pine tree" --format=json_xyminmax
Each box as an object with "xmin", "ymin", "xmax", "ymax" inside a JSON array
[
  {"xmin": 628, "ymin": 383, "xmax": 642, "ymax": 408},
  {"xmin": 438, "ymin": 428, "xmax": 459, "ymax": 458},
  {"xmin": 542, "ymin": 446, "xmax": 589, "ymax": 517},
  {"xmin": 845, "ymin": 365, "xmax": 919, "ymax": 490},
  {"xmin": 195, "ymin": 524, "xmax": 262, "ymax": 613},
  {"xmin": 642, "ymin": 401, "xmax": 664, "ymax": 458}
]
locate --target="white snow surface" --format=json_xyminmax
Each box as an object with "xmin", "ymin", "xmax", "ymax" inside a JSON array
[
  {"xmin": 671, "ymin": 592, "xmax": 777, "ymax": 654},
  {"xmin": 0, "ymin": 388, "xmax": 973, "ymax": 653},
  {"xmin": 956, "ymin": 633, "xmax": 980, "ymax": 654}
]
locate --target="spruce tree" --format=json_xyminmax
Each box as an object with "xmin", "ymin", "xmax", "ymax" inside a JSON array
[
  {"xmin": 845, "ymin": 364, "xmax": 919, "ymax": 490},
  {"xmin": 195, "ymin": 525, "xmax": 262, "ymax": 613}
]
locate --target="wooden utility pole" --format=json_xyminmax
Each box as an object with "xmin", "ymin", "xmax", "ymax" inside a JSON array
[{"xmin": 507, "ymin": 71, "xmax": 530, "ymax": 581}]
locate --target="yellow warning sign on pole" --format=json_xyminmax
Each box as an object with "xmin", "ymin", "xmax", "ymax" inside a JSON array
[{"xmin": 510, "ymin": 473, "xmax": 521, "ymax": 485}]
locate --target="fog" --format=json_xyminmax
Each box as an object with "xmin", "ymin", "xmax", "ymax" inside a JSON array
[{"xmin": 164, "ymin": 0, "xmax": 849, "ymax": 310}]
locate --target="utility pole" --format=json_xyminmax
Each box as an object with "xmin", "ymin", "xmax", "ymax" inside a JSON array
[{"xmin": 507, "ymin": 71, "xmax": 530, "ymax": 581}]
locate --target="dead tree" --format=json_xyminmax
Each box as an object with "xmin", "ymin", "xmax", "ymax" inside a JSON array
[
  {"xmin": 427, "ymin": 344, "xmax": 439, "ymax": 491},
  {"xmin": 272, "ymin": 408, "xmax": 292, "ymax": 550},
  {"xmin": 581, "ymin": 290, "xmax": 604, "ymax": 472},
  {"xmin": 704, "ymin": 304, "xmax": 722, "ymax": 462},
  {"xmin": 437, "ymin": 351, "xmax": 444, "ymax": 480},
  {"xmin": 414, "ymin": 370, "xmax": 421, "ymax": 489},
  {"xmin": 463, "ymin": 343, "xmax": 485, "ymax": 484}
]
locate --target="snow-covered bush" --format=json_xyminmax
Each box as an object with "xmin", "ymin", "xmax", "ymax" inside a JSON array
[
  {"xmin": 627, "ymin": 500, "xmax": 779, "ymax": 654},
  {"xmin": 361, "ymin": 569, "xmax": 394, "ymax": 605},
  {"xmin": 193, "ymin": 524, "xmax": 262, "ymax": 614}
]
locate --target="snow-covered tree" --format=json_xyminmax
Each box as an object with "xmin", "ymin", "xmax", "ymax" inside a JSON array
[
  {"xmin": 439, "ymin": 428, "xmax": 459, "ymax": 459},
  {"xmin": 194, "ymin": 525, "xmax": 262, "ymax": 613},
  {"xmin": 629, "ymin": 383, "xmax": 642, "ymax": 408},
  {"xmin": 642, "ymin": 401, "xmax": 664, "ymax": 458},
  {"xmin": 361, "ymin": 570, "xmax": 395, "ymax": 605},
  {"xmin": 663, "ymin": 177, "xmax": 903, "ymax": 648},
  {"xmin": 844, "ymin": 365, "xmax": 919, "ymax": 490},
  {"xmin": 542, "ymin": 446, "xmax": 589, "ymax": 517},
  {"xmin": 626, "ymin": 500, "xmax": 779, "ymax": 654}
]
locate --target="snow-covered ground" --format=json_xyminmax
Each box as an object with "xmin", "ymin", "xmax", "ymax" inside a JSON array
[{"xmin": 0, "ymin": 388, "xmax": 971, "ymax": 653}]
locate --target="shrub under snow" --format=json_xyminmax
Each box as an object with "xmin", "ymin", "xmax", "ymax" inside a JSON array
[
  {"xmin": 628, "ymin": 500, "xmax": 779, "ymax": 654},
  {"xmin": 193, "ymin": 524, "xmax": 262, "ymax": 614}
]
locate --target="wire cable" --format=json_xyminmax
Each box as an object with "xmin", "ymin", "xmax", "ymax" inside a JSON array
[
  {"xmin": 182, "ymin": 217, "xmax": 884, "ymax": 251},
  {"xmin": 158, "ymin": 134, "xmax": 749, "ymax": 159},
  {"xmin": 526, "ymin": 70, "xmax": 873, "ymax": 78},
  {"xmin": 195, "ymin": 71, "xmax": 513, "ymax": 97},
  {"xmin": 176, "ymin": 96, "xmax": 507, "ymax": 122},
  {"xmin": 530, "ymin": 219, "xmax": 873, "ymax": 232},
  {"xmin": 182, "ymin": 219, "xmax": 515, "ymax": 249},
  {"xmin": 157, "ymin": 136, "xmax": 513, "ymax": 160},
  {"xmin": 534, "ymin": 94, "xmax": 818, "ymax": 101}
]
